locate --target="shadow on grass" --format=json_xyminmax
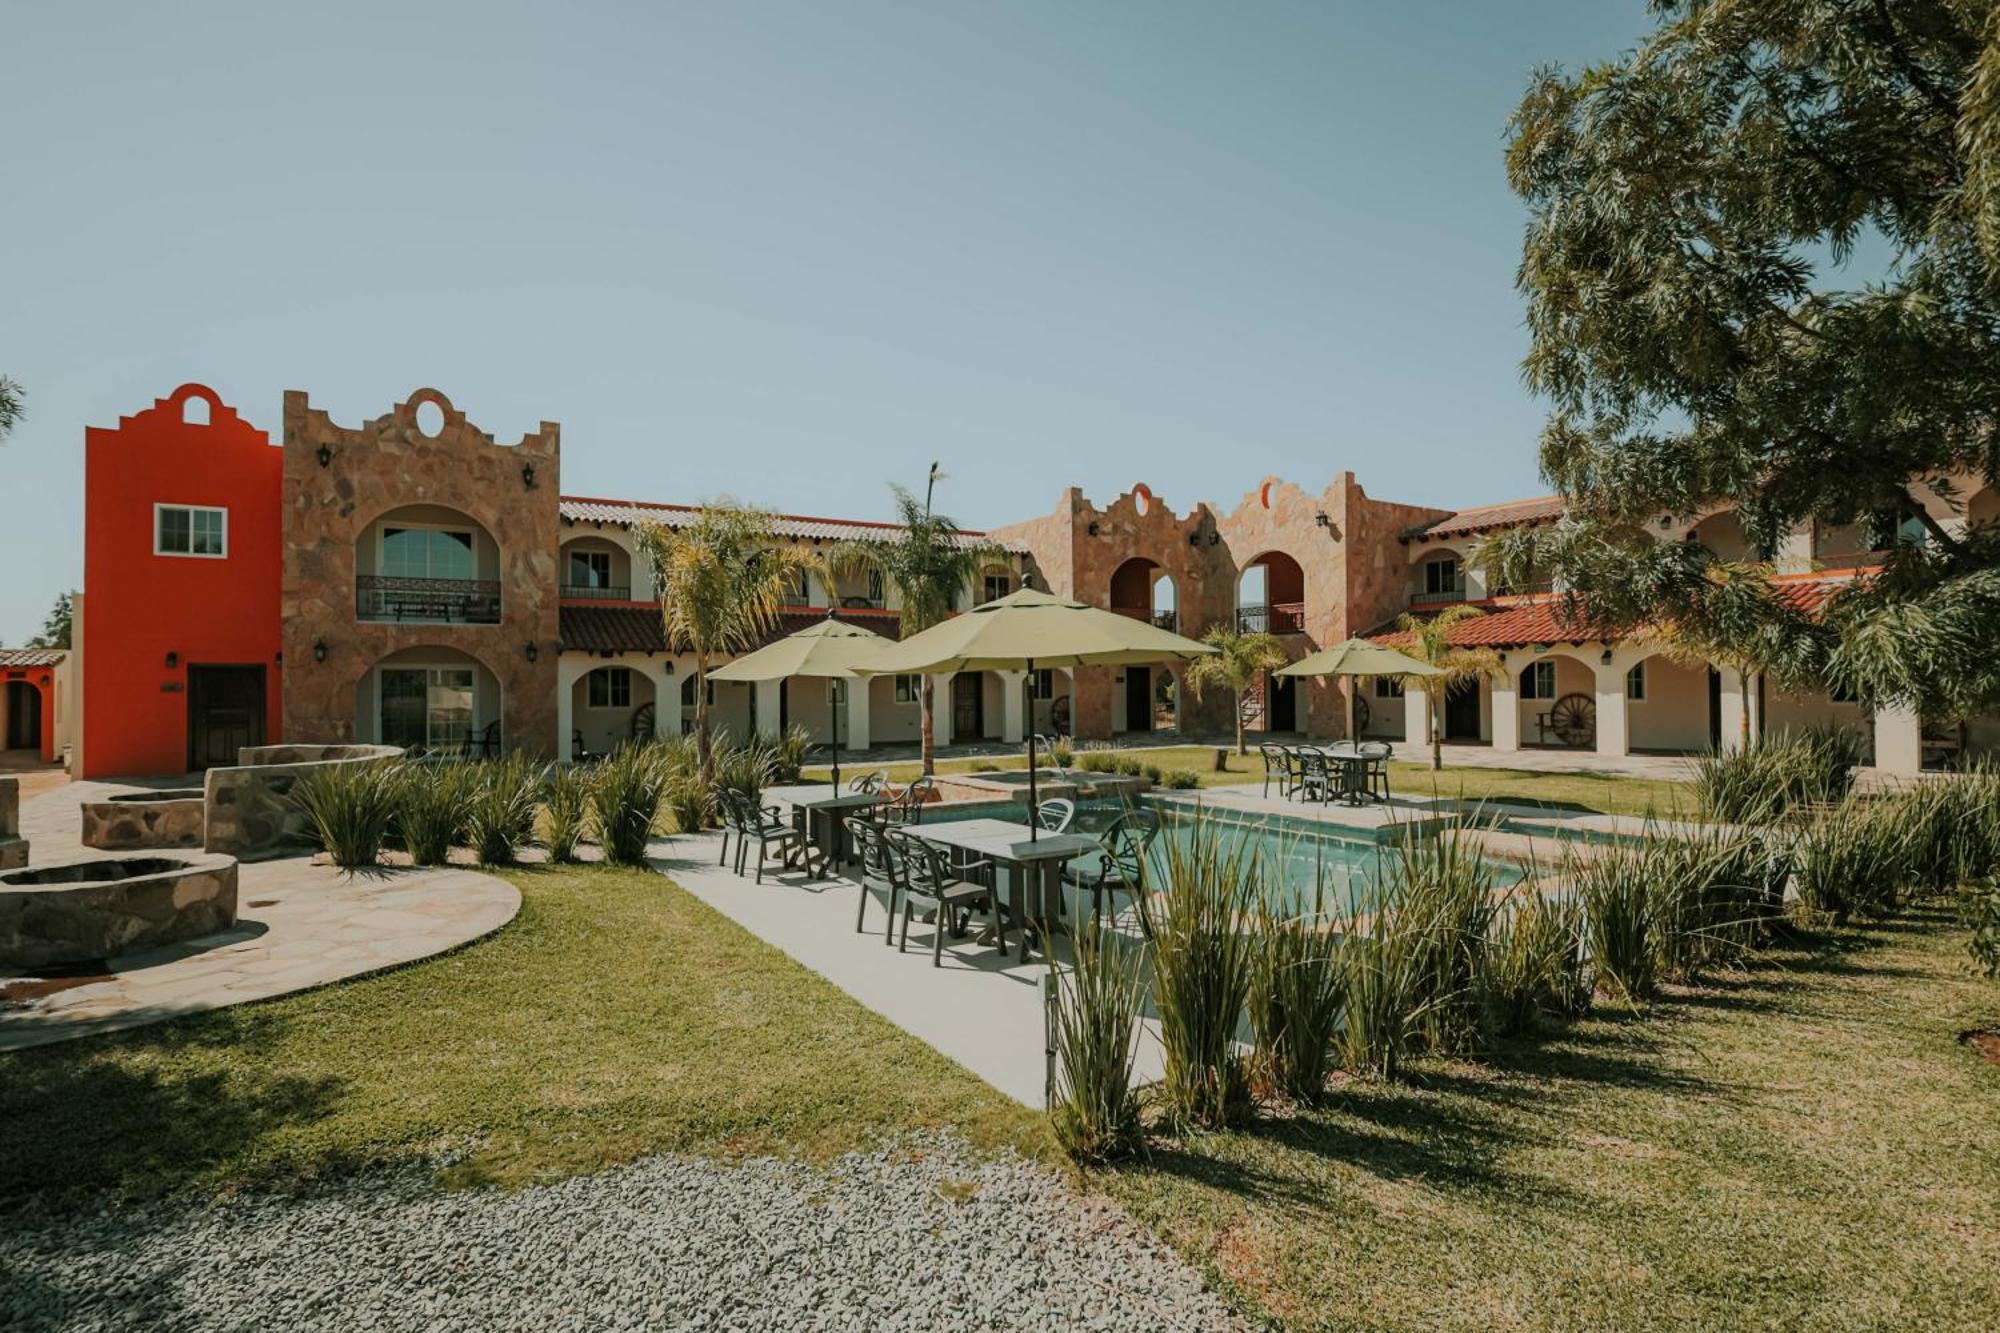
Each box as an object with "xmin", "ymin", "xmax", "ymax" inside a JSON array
[{"xmin": 0, "ymin": 1016, "xmax": 350, "ymax": 1207}]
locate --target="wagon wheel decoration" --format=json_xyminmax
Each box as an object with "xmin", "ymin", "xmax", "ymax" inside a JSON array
[
  {"xmin": 1548, "ymin": 692, "xmax": 1596, "ymax": 748},
  {"xmin": 630, "ymin": 701, "xmax": 656, "ymax": 741}
]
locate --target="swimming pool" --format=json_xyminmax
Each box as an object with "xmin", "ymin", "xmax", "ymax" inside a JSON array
[{"xmin": 918, "ymin": 796, "xmax": 1525, "ymax": 915}]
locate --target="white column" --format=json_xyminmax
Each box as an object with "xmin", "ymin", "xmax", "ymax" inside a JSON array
[
  {"xmin": 555, "ymin": 656, "xmax": 591, "ymax": 762},
  {"xmin": 1594, "ymin": 657, "xmax": 1629, "ymax": 758},
  {"xmin": 754, "ymin": 679, "xmax": 783, "ymax": 740},
  {"xmin": 843, "ymin": 677, "xmax": 871, "ymax": 751},
  {"xmin": 930, "ymin": 672, "xmax": 955, "ymax": 749},
  {"xmin": 1404, "ymin": 687, "xmax": 1431, "ymax": 749},
  {"xmin": 1717, "ymin": 672, "xmax": 1748, "ymax": 752},
  {"xmin": 997, "ymin": 670, "xmax": 1026, "ymax": 743},
  {"xmin": 1874, "ymin": 704, "xmax": 1922, "ymax": 774},
  {"xmin": 1490, "ymin": 656, "xmax": 1521, "ymax": 752}
]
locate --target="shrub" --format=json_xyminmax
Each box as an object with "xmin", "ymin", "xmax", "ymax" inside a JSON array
[
  {"xmin": 467, "ymin": 752, "xmax": 546, "ymax": 866},
  {"xmin": 395, "ymin": 760, "xmax": 476, "ymax": 865},
  {"xmin": 1115, "ymin": 754, "xmax": 1147, "ymax": 778},
  {"xmin": 1383, "ymin": 832, "xmax": 1496, "ymax": 1056},
  {"xmin": 1690, "ymin": 727, "xmax": 1863, "ymax": 824},
  {"xmin": 1248, "ymin": 897, "xmax": 1344, "ymax": 1102},
  {"xmin": 592, "ymin": 743, "xmax": 673, "ymax": 865},
  {"xmin": 541, "ymin": 764, "xmax": 592, "ymax": 863},
  {"xmin": 1334, "ymin": 912, "xmax": 1426, "ymax": 1080},
  {"xmin": 1885, "ymin": 768, "xmax": 2000, "ymax": 899},
  {"xmin": 1962, "ymin": 877, "xmax": 2000, "ymax": 980},
  {"xmin": 1651, "ymin": 827, "xmax": 1777, "ymax": 980},
  {"xmin": 971, "ymin": 760, "xmax": 1002, "ymax": 773},
  {"xmin": 769, "ymin": 724, "xmax": 813, "ymax": 784},
  {"xmin": 1049, "ymin": 919, "xmax": 1147, "ymax": 1162},
  {"xmin": 1790, "ymin": 797, "xmax": 1907, "ymax": 925},
  {"xmin": 291, "ymin": 759, "xmax": 400, "ymax": 868},
  {"xmin": 1049, "ymin": 740, "xmax": 1074, "ymax": 769},
  {"xmin": 1159, "ymin": 769, "xmax": 1201, "ymax": 790},
  {"xmin": 1137, "ymin": 816, "xmax": 1260, "ymax": 1129},
  {"xmin": 713, "ymin": 737, "xmax": 778, "ymax": 810},
  {"xmin": 1077, "ymin": 752, "xmax": 1118, "ymax": 774},
  {"xmin": 1482, "ymin": 884, "xmax": 1588, "ymax": 1037},
  {"xmin": 650, "ymin": 734, "xmax": 708, "ymax": 833},
  {"xmin": 1569, "ymin": 837, "xmax": 1664, "ymax": 1003}
]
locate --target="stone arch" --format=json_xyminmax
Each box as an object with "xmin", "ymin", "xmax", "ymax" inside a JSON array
[
  {"xmin": 1686, "ymin": 510, "xmax": 1753, "ymax": 562},
  {"xmin": 1236, "ymin": 550, "xmax": 1306, "ymax": 634},
  {"xmin": 1622, "ymin": 650, "xmax": 1713, "ymax": 754},
  {"xmin": 560, "ymin": 533, "xmax": 636, "ymax": 599},
  {"xmin": 356, "ymin": 502, "xmax": 504, "ymax": 623},
  {"xmin": 1515, "ymin": 649, "xmax": 1599, "ymax": 749},
  {"xmin": 352, "ymin": 644, "xmax": 505, "ymax": 754}
]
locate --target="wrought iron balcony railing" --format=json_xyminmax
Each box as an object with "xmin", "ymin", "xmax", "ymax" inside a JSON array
[
  {"xmin": 1408, "ymin": 585, "xmax": 1468, "ymax": 607},
  {"xmin": 560, "ymin": 583, "xmax": 632, "ymax": 601},
  {"xmin": 357, "ymin": 575, "xmax": 502, "ymax": 625},
  {"xmin": 1236, "ymin": 602, "xmax": 1304, "ymax": 635},
  {"xmin": 1112, "ymin": 605, "xmax": 1179, "ymax": 632}
]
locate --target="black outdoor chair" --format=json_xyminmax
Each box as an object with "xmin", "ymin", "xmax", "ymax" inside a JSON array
[
  {"xmin": 845, "ymin": 814, "xmax": 907, "ymax": 941},
  {"xmin": 720, "ymin": 790, "xmax": 805, "ymax": 884},
  {"xmin": 849, "ymin": 769, "xmax": 889, "ymax": 795},
  {"xmin": 1259, "ymin": 742, "xmax": 1294, "ymax": 799},
  {"xmin": 886, "ymin": 830, "xmax": 1003, "ymax": 966},
  {"xmin": 1294, "ymin": 749, "xmax": 1336, "ymax": 804},
  {"xmin": 1063, "ymin": 808, "xmax": 1161, "ymax": 929},
  {"xmin": 1358, "ymin": 740, "xmax": 1394, "ymax": 803},
  {"xmin": 879, "ymin": 775, "xmax": 936, "ymax": 826},
  {"xmin": 462, "ymin": 721, "xmax": 501, "ymax": 761}
]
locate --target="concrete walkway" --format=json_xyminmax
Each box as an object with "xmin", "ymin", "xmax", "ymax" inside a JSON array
[{"xmin": 648, "ymin": 830, "xmax": 1164, "ymax": 1107}]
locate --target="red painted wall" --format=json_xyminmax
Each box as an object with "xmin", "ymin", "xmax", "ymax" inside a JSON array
[
  {"xmin": 2, "ymin": 667, "xmax": 56, "ymax": 762},
  {"xmin": 82, "ymin": 384, "xmax": 283, "ymax": 777}
]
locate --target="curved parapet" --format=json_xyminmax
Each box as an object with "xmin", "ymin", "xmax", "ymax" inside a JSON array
[{"xmin": 203, "ymin": 744, "xmax": 403, "ymax": 861}]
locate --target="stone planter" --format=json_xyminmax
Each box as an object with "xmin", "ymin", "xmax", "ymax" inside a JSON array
[
  {"xmin": 0, "ymin": 851, "xmax": 239, "ymax": 969},
  {"xmin": 80, "ymin": 790, "xmax": 206, "ymax": 852},
  {"xmin": 0, "ymin": 777, "xmax": 23, "ymax": 871},
  {"xmin": 203, "ymin": 744, "xmax": 401, "ymax": 861}
]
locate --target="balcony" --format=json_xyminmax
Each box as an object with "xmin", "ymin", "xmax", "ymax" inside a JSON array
[
  {"xmin": 561, "ymin": 583, "xmax": 632, "ymax": 601},
  {"xmin": 357, "ymin": 575, "xmax": 501, "ymax": 625},
  {"xmin": 1408, "ymin": 584, "xmax": 1467, "ymax": 608},
  {"xmin": 1112, "ymin": 605, "xmax": 1179, "ymax": 632},
  {"xmin": 1237, "ymin": 602, "xmax": 1304, "ymax": 635}
]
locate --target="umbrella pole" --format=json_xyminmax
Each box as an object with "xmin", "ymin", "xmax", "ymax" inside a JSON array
[
  {"xmin": 1026, "ymin": 659, "xmax": 1038, "ymax": 843},
  {"xmin": 830, "ymin": 679, "xmax": 842, "ymax": 790}
]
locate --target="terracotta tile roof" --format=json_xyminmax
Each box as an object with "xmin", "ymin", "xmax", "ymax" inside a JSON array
[
  {"xmin": 559, "ymin": 603, "xmax": 905, "ymax": 656},
  {"xmin": 1405, "ymin": 495, "xmax": 1566, "ymax": 542},
  {"xmin": 559, "ymin": 496, "xmax": 1030, "ymax": 554},
  {"xmin": 1369, "ymin": 571, "xmax": 1871, "ymax": 651},
  {"xmin": 0, "ymin": 648, "xmax": 65, "ymax": 668}
]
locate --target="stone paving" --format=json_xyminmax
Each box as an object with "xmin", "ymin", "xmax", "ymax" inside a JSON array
[{"xmin": 1, "ymin": 783, "xmax": 520, "ymax": 1051}]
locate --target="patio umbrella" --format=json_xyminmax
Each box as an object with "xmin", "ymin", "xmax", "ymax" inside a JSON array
[
  {"xmin": 1276, "ymin": 637, "xmax": 1441, "ymax": 743},
  {"xmin": 860, "ymin": 586, "xmax": 1218, "ymax": 838},
  {"xmin": 708, "ymin": 616, "xmax": 894, "ymax": 788}
]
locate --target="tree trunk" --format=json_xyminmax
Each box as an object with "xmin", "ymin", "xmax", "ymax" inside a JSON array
[
  {"xmin": 1737, "ymin": 667, "xmax": 1752, "ymax": 750},
  {"xmin": 920, "ymin": 674, "xmax": 936, "ymax": 775},
  {"xmin": 1234, "ymin": 687, "xmax": 1247, "ymax": 755},
  {"xmin": 694, "ymin": 650, "xmax": 714, "ymax": 785},
  {"xmin": 1429, "ymin": 691, "xmax": 1443, "ymax": 771}
]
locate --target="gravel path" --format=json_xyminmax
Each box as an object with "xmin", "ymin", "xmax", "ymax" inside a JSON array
[{"xmin": 0, "ymin": 1136, "xmax": 1239, "ymax": 1332}]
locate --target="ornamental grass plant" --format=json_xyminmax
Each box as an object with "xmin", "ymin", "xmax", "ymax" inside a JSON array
[
  {"xmin": 1383, "ymin": 831, "xmax": 1497, "ymax": 1056},
  {"xmin": 291, "ymin": 758, "xmax": 400, "ymax": 868},
  {"xmin": 467, "ymin": 751, "xmax": 546, "ymax": 866},
  {"xmin": 1048, "ymin": 918, "xmax": 1147, "ymax": 1163},
  {"xmin": 540, "ymin": 763, "xmax": 592, "ymax": 863},
  {"xmin": 395, "ymin": 759, "xmax": 477, "ymax": 866},
  {"xmin": 1247, "ymin": 885, "xmax": 1345, "ymax": 1103},
  {"xmin": 1481, "ymin": 883, "xmax": 1588, "ymax": 1037},
  {"xmin": 592, "ymin": 743, "xmax": 673, "ymax": 866}
]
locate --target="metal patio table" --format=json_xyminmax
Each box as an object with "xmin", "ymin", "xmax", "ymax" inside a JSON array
[
  {"xmin": 908, "ymin": 817, "xmax": 1100, "ymax": 961},
  {"xmin": 776, "ymin": 788, "xmax": 885, "ymax": 879}
]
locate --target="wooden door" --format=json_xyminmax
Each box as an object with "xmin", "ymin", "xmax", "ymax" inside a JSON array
[{"xmin": 187, "ymin": 665, "xmax": 266, "ymax": 770}]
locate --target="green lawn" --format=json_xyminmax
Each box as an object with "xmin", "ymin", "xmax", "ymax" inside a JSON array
[
  {"xmin": 0, "ymin": 864, "xmax": 1042, "ymax": 1204},
  {"xmin": 809, "ymin": 744, "xmax": 1694, "ymax": 819},
  {"xmin": 1096, "ymin": 909, "xmax": 2000, "ymax": 1331}
]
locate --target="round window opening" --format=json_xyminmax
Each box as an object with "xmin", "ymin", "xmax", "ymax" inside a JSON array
[
  {"xmin": 1133, "ymin": 484, "xmax": 1152, "ymax": 517},
  {"xmin": 414, "ymin": 400, "xmax": 446, "ymax": 438}
]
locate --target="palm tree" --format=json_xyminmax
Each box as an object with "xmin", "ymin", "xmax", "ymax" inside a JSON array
[
  {"xmin": 1183, "ymin": 627, "xmax": 1289, "ymax": 755},
  {"xmin": 830, "ymin": 465, "xmax": 1002, "ymax": 775},
  {"xmin": 634, "ymin": 504, "xmax": 823, "ymax": 781},
  {"xmin": 0, "ymin": 376, "xmax": 22, "ymax": 443},
  {"xmin": 1395, "ymin": 604, "xmax": 1504, "ymax": 771}
]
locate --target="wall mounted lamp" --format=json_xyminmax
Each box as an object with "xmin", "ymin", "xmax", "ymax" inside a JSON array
[
  {"xmin": 525, "ymin": 640, "xmax": 540, "ymax": 663},
  {"xmin": 522, "ymin": 462, "xmax": 537, "ymax": 489},
  {"xmin": 316, "ymin": 444, "xmax": 334, "ymax": 468},
  {"xmin": 312, "ymin": 640, "xmax": 327, "ymax": 664},
  {"xmin": 1315, "ymin": 511, "xmax": 1333, "ymax": 530},
  {"xmin": 164, "ymin": 651, "xmax": 179, "ymax": 669}
]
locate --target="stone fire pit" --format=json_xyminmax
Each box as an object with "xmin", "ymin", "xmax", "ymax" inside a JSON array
[
  {"xmin": 80, "ymin": 789, "xmax": 206, "ymax": 852},
  {"xmin": 0, "ymin": 851, "xmax": 239, "ymax": 970}
]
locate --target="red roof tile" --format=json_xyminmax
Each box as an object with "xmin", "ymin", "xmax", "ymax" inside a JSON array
[
  {"xmin": 0, "ymin": 648, "xmax": 65, "ymax": 668},
  {"xmin": 559, "ymin": 604, "xmax": 905, "ymax": 656},
  {"xmin": 1405, "ymin": 495, "xmax": 1566, "ymax": 542},
  {"xmin": 559, "ymin": 496, "xmax": 1029, "ymax": 553}
]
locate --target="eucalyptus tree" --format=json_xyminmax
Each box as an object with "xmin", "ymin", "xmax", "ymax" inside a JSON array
[
  {"xmin": 1495, "ymin": 0, "xmax": 2000, "ymax": 721},
  {"xmin": 1182, "ymin": 627, "xmax": 1289, "ymax": 756},
  {"xmin": 830, "ymin": 465, "xmax": 1003, "ymax": 776},
  {"xmin": 634, "ymin": 504, "xmax": 823, "ymax": 780}
]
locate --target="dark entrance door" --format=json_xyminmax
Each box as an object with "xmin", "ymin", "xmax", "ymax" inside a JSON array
[
  {"xmin": 1444, "ymin": 680, "xmax": 1481, "ymax": 740},
  {"xmin": 1125, "ymin": 667, "xmax": 1152, "ymax": 733},
  {"xmin": 1707, "ymin": 668, "xmax": 1722, "ymax": 748},
  {"xmin": 188, "ymin": 665, "xmax": 266, "ymax": 770},
  {"xmin": 4, "ymin": 681, "xmax": 40, "ymax": 751},
  {"xmin": 952, "ymin": 672, "xmax": 983, "ymax": 739},
  {"xmin": 1268, "ymin": 674, "xmax": 1297, "ymax": 732}
]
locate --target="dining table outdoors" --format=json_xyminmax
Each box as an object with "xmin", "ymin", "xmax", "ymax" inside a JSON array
[
  {"xmin": 771, "ymin": 786, "xmax": 886, "ymax": 879},
  {"xmin": 908, "ymin": 817, "xmax": 1101, "ymax": 962}
]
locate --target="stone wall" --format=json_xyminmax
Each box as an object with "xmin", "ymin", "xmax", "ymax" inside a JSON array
[
  {"xmin": 203, "ymin": 744, "xmax": 401, "ymax": 861},
  {"xmin": 0, "ymin": 850, "xmax": 238, "ymax": 969},
  {"xmin": 80, "ymin": 791, "xmax": 206, "ymax": 851},
  {"xmin": 280, "ymin": 388, "xmax": 562, "ymax": 758},
  {"xmin": 0, "ymin": 777, "xmax": 23, "ymax": 871}
]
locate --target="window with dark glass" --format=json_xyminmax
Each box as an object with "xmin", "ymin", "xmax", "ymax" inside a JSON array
[{"xmin": 588, "ymin": 667, "xmax": 631, "ymax": 708}]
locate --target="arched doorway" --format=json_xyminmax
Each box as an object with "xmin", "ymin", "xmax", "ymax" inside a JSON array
[
  {"xmin": 572, "ymin": 664, "xmax": 660, "ymax": 755},
  {"xmin": 1237, "ymin": 551, "xmax": 1306, "ymax": 635},
  {"xmin": 354, "ymin": 646, "xmax": 504, "ymax": 756},
  {"xmin": 357, "ymin": 504, "xmax": 503, "ymax": 624},
  {"xmin": 4, "ymin": 681, "xmax": 41, "ymax": 752}
]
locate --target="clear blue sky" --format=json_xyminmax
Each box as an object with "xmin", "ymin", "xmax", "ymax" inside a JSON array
[{"xmin": 0, "ymin": 0, "xmax": 1651, "ymax": 644}]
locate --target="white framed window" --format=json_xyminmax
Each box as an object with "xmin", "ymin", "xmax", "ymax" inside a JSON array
[
  {"xmin": 155, "ymin": 504, "xmax": 228, "ymax": 558},
  {"xmin": 1374, "ymin": 676, "xmax": 1405, "ymax": 699},
  {"xmin": 381, "ymin": 525, "xmax": 475, "ymax": 581},
  {"xmin": 894, "ymin": 674, "xmax": 919, "ymax": 704},
  {"xmin": 1029, "ymin": 668, "xmax": 1054, "ymax": 700},
  {"xmin": 1521, "ymin": 660, "xmax": 1557, "ymax": 701},
  {"xmin": 1424, "ymin": 557, "xmax": 1459, "ymax": 595},
  {"xmin": 1625, "ymin": 662, "xmax": 1646, "ymax": 701},
  {"xmin": 982, "ymin": 573, "xmax": 1011, "ymax": 604},
  {"xmin": 380, "ymin": 666, "xmax": 477, "ymax": 752},
  {"xmin": 588, "ymin": 667, "xmax": 632, "ymax": 709},
  {"xmin": 568, "ymin": 550, "xmax": 613, "ymax": 589}
]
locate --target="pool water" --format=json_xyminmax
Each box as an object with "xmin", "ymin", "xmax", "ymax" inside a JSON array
[{"xmin": 918, "ymin": 796, "xmax": 1524, "ymax": 915}]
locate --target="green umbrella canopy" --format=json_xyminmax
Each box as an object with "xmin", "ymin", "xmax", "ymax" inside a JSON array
[
  {"xmin": 1275, "ymin": 638, "xmax": 1443, "ymax": 679},
  {"xmin": 707, "ymin": 616, "xmax": 895, "ymax": 682},
  {"xmin": 859, "ymin": 587, "xmax": 1218, "ymax": 675}
]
